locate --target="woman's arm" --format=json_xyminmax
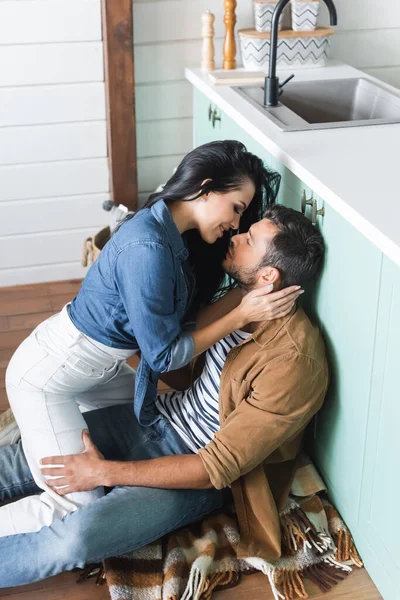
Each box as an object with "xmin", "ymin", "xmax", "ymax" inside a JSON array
[
  {"xmin": 192, "ymin": 285, "xmax": 303, "ymax": 357},
  {"xmin": 195, "ymin": 288, "xmax": 243, "ymax": 330},
  {"xmin": 158, "ymin": 364, "xmax": 193, "ymax": 391},
  {"xmin": 116, "ymin": 243, "xmax": 302, "ymax": 372}
]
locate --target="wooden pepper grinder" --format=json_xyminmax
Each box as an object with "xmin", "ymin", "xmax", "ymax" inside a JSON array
[
  {"xmin": 223, "ymin": 0, "xmax": 237, "ymax": 70},
  {"xmin": 201, "ymin": 10, "xmax": 215, "ymax": 71}
]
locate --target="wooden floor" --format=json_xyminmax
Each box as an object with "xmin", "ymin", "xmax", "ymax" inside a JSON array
[{"xmin": 0, "ymin": 281, "xmax": 383, "ymax": 600}]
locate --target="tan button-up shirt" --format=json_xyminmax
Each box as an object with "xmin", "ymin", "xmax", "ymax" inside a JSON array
[{"xmin": 198, "ymin": 306, "xmax": 328, "ymax": 561}]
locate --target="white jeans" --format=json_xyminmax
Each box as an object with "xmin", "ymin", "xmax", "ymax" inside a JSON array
[{"xmin": 2, "ymin": 305, "xmax": 135, "ymax": 537}]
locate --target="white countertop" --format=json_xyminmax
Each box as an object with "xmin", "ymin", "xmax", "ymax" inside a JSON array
[{"xmin": 186, "ymin": 62, "xmax": 400, "ymax": 268}]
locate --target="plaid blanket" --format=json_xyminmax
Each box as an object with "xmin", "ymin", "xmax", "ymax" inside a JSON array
[
  {"xmin": 0, "ymin": 409, "xmax": 362, "ymax": 600},
  {"xmin": 101, "ymin": 453, "xmax": 362, "ymax": 600}
]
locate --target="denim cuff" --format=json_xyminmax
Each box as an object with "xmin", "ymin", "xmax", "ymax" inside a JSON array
[{"xmin": 167, "ymin": 332, "xmax": 194, "ymax": 371}]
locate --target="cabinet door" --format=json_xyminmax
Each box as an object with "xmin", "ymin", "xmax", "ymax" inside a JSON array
[
  {"xmin": 357, "ymin": 256, "xmax": 400, "ymax": 600},
  {"xmin": 193, "ymin": 90, "xmax": 226, "ymax": 146},
  {"xmin": 309, "ymin": 196, "xmax": 382, "ymax": 532}
]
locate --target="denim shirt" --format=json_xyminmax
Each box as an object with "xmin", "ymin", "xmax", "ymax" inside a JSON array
[{"xmin": 69, "ymin": 199, "xmax": 195, "ymax": 425}]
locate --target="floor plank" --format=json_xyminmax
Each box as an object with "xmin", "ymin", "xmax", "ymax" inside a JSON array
[
  {"xmin": 213, "ymin": 568, "xmax": 382, "ymax": 599},
  {"xmin": 0, "ymin": 388, "xmax": 9, "ymax": 412},
  {"xmin": 0, "ymin": 348, "xmax": 14, "ymax": 369},
  {"xmin": 0, "ymin": 329, "xmax": 34, "ymax": 350},
  {"xmin": 0, "ymin": 280, "xmax": 82, "ymax": 301},
  {"xmin": 0, "ymin": 566, "xmax": 381, "ymax": 600},
  {"xmin": 50, "ymin": 294, "xmax": 79, "ymax": 312},
  {"xmin": 0, "ymin": 296, "xmax": 54, "ymax": 318},
  {"xmin": 0, "ymin": 279, "xmax": 383, "ymax": 600},
  {"xmin": 0, "ymin": 576, "xmax": 110, "ymax": 600},
  {"xmin": 0, "ymin": 311, "xmax": 55, "ymax": 333}
]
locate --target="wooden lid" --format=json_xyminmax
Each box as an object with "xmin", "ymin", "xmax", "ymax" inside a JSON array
[{"xmin": 238, "ymin": 27, "xmax": 335, "ymax": 39}]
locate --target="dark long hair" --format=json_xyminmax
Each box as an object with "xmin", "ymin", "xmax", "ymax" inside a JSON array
[{"xmin": 123, "ymin": 140, "xmax": 280, "ymax": 305}]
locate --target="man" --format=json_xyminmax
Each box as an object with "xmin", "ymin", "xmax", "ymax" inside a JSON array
[{"xmin": 0, "ymin": 204, "xmax": 327, "ymax": 587}]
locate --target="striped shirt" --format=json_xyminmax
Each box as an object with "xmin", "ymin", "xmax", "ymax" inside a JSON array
[{"xmin": 156, "ymin": 329, "xmax": 251, "ymax": 453}]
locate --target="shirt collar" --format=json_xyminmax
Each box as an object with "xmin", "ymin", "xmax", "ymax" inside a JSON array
[
  {"xmin": 151, "ymin": 199, "xmax": 189, "ymax": 261},
  {"xmin": 237, "ymin": 305, "xmax": 298, "ymax": 349},
  {"xmin": 252, "ymin": 305, "xmax": 298, "ymax": 347}
]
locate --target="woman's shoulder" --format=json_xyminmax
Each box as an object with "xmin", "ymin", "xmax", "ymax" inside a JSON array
[{"xmin": 112, "ymin": 205, "xmax": 167, "ymax": 251}]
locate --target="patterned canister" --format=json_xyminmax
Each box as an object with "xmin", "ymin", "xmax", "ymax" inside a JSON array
[
  {"xmin": 238, "ymin": 28, "xmax": 333, "ymax": 70},
  {"xmin": 253, "ymin": 0, "xmax": 284, "ymax": 33},
  {"xmin": 291, "ymin": 0, "xmax": 320, "ymax": 31}
]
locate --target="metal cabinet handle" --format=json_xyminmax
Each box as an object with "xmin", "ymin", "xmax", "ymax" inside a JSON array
[
  {"xmin": 208, "ymin": 104, "xmax": 221, "ymax": 128},
  {"xmin": 301, "ymin": 190, "xmax": 324, "ymax": 225},
  {"xmin": 301, "ymin": 189, "xmax": 313, "ymax": 214},
  {"xmin": 211, "ymin": 108, "xmax": 221, "ymax": 128},
  {"xmin": 311, "ymin": 199, "xmax": 325, "ymax": 226}
]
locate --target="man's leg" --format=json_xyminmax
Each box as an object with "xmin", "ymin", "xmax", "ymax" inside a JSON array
[
  {"xmin": 0, "ymin": 480, "xmax": 225, "ymax": 587},
  {"xmin": 0, "ymin": 442, "xmax": 40, "ymax": 503},
  {"xmin": 0, "ymin": 402, "xmax": 160, "ymax": 506},
  {"xmin": 0, "ymin": 408, "xmax": 226, "ymax": 587}
]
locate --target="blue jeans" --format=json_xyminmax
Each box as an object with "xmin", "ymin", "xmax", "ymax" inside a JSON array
[{"xmin": 0, "ymin": 404, "xmax": 226, "ymax": 587}]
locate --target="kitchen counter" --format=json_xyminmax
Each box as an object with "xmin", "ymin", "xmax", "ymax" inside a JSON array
[{"xmin": 185, "ymin": 62, "xmax": 400, "ymax": 267}]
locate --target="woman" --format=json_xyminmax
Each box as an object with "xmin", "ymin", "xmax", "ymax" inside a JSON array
[{"xmin": 3, "ymin": 140, "xmax": 302, "ymax": 536}]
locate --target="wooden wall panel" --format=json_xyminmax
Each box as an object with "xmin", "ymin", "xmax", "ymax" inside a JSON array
[
  {"xmin": 0, "ymin": 43, "xmax": 104, "ymax": 87},
  {"xmin": 102, "ymin": 0, "xmax": 138, "ymax": 210},
  {"xmin": 135, "ymin": 81, "xmax": 193, "ymax": 122},
  {"xmin": 0, "ymin": 194, "xmax": 110, "ymax": 236},
  {"xmin": 0, "ymin": 228, "xmax": 106, "ymax": 270},
  {"xmin": 0, "ymin": 0, "xmax": 109, "ymax": 287},
  {"xmin": 136, "ymin": 118, "xmax": 192, "ymax": 159},
  {"xmin": 0, "ymin": 122, "xmax": 107, "ymax": 165},
  {"xmin": 0, "ymin": 84, "xmax": 106, "ymax": 127},
  {"xmin": 0, "ymin": 159, "xmax": 109, "ymax": 202},
  {"xmin": 0, "ymin": 1, "xmax": 102, "ymax": 44}
]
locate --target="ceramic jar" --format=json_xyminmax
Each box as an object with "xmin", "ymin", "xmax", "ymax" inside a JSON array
[
  {"xmin": 291, "ymin": 0, "xmax": 320, "ymax": 31},
  {"xmin": 253, "ymin": 0, "xmax": 284, "ymax": 33},
  {"xmin": 238, "ymin": 28, "xmax": 332, "ymax": 70}
]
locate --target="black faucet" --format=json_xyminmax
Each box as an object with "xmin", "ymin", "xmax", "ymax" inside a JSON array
[{"xmin": 264, "ymin": 0, "xmax": 338, "ymax": 107}]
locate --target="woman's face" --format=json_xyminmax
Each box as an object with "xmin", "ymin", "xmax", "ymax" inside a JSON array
[{"xmin": 196, "ymin": 178, "xmax": 256, "ymax": 244}]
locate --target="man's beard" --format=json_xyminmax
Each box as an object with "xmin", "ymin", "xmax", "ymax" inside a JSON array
[{"xmin": 225, "ymin": 262, "xmax": 260, "ymax": 292}]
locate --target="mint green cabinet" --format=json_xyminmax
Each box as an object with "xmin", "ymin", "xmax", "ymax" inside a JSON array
[
  {"xmin": 192, "ymin": 86, "xmax": 399, "ymax": 598},
  {"xmin": 307, "ymin": 195, "xmax": 382, "ymax": 525},
  {"xmin": 356, "ymin": 257, "xmax": 400, "ymax": 600}
]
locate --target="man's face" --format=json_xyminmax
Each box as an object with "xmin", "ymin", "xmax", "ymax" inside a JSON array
[{"xmin": 222, "ymin": 218, "xmax": 280, "ymax": 290}]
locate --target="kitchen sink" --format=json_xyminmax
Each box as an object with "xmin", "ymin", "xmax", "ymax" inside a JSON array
[{"xmin": 234, "ymin": 77, "xmax": 400, "ymax": 131}]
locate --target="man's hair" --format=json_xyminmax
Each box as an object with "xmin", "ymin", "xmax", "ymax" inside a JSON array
[{"xmin": 261, "ymin": 204, "xmax": 325, "ymax": 287}]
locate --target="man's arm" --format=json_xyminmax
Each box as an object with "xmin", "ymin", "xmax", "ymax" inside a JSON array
[
  {"xmin": 40, "ymin": 430, "xmax": 214, "ymax": 495},
  {"xmin": 198, "ymin": 354, "xmax": 328, "ymax": 489},
  {"xmin": 103, "ymin": 454, "xmax": 213, "ymax": 489}
]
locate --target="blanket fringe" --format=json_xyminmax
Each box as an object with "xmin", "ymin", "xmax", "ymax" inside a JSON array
[
  {"xmin": 281, "ymin": 508, "xmax": 333, "ymax": 556},
  {"xmin": 181, "ymin": 567, "xmax": 207, "ymax": 600},
  {"xmin": 276, "ymin": 569, "xmax": 308, "ymax": 600},
  {"xmin": 334, "ymin": 529, "xmax": 363, "ymax": 567},
  {"xmin": 273, "ymin": 553, "xmax": 357, "ymax": 599},
  {"xmin": 202, "ymin": 571, "xmax": 240, "ymax": 599},
  {"xmin": 303, "ymin": 560, "xmax": 350, "ymax": 595}
]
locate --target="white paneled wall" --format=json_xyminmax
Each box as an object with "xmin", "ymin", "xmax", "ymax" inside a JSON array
[
  {"xmin": 0, "ymin": 0, "xmax": 109, "ymax": 287},
  {"xmin": 2, "ymin": 0, "xmax": 400, "ymax": 285},
  {"xmin": 134, "ymin": 0, "xmax": 400, "ymax": 203}
]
